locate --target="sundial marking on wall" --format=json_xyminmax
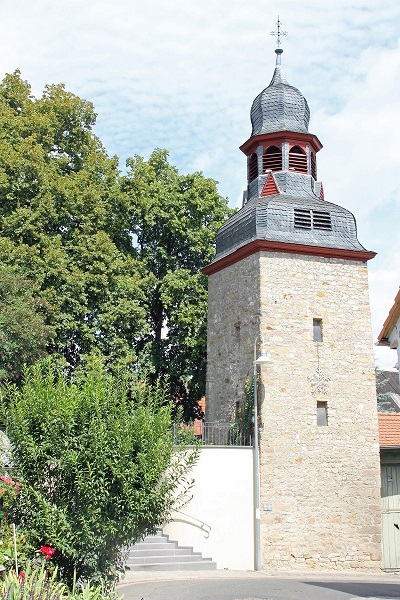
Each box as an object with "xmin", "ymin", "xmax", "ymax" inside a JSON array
[{"xmin": 308, "ymin": 344, "xmax": 330, "ymax": 396}]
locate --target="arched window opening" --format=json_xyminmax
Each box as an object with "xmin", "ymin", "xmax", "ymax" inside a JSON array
[
  {"xmin": 262, "ymin": 145, "xmax": 282, "ymax": 173},
  {"xmin": 248, "ymin": 153, "xmax": 258, "ymax": 182},
  {"xmin": 289, "ymin": 145, "xmax": 307, "ymax": 174},
  {"xmin": 310, "ymin": 153, "xmax": 317, "ymax": 180}
]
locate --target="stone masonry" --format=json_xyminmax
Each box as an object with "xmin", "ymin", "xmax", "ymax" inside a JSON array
[{"xmin": 206, "ymin": 250, "xmax": 382, "ymax": 571}]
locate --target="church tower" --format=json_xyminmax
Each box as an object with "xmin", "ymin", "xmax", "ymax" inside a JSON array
[{"xmin": 203, "ymin": 39, "xmax": 382, "ymax": 571}]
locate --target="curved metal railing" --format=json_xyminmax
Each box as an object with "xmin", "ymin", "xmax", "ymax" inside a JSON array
[{"xmin": 169, "ymin": 511, "xmax": 211, "ymax": 538}]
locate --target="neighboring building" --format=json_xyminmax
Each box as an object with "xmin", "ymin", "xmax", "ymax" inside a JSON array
[
  {"xmin": 375, "ymin": 269, "xmax": 400, "ymax": 571},
  {"xmin": 202, "ymin": 45, "xmax": 382, "ymax": 571},
  {"xmin": 378, "ymin": 413, "xmax": 400, "ymax": 569},
  {"xmin": 377, "ymin": 288, "xmax": 400, "ymax": 386}
]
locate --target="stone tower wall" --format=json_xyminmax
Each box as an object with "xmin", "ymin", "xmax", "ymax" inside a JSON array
[
  {"xmin": 206, "ymin": 253, "xmax": 261, "ymax": 423},
  {"xmin": 206, "ymin": 250, "xmax": 381, "ymax": 571}
]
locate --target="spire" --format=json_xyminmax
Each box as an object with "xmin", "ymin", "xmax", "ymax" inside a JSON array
[
  {"xmin": 269, "ymin": 60, "xmax": 289, "ymax": 86},
  {"xmin": 249, "ymin": 16, "xmax": 310, "ymax": 136},
  {"xmin": 269, "ymin": 17, "xmax": 288, "ymax": 85}
]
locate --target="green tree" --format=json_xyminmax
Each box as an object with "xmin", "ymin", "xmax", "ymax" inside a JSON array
[
  {"xmin": 121, "ymin": 149, "xmax": 233, "ymax": 419},
  {"xmin": 0, "ymin": 264, "xmax": 52, "ymax": 384},
  {"xmin": 6, "ymin": 357, "xmax": 197, "ymax": 585},
  {"xmin": 0, "ymin": 71, "xmax": 150, "ymax": 371},
  {"xmin": 0, "ymin": 72, "xmax": 233, "ymax": 414}
]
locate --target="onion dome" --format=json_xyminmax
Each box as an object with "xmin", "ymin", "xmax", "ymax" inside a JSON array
[{"xmin": 250, "ymin": 49, "xmax": 310, "ymax": 136}]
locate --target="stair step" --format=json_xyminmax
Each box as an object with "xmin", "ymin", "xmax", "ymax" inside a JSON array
[
  {"xmin": 140, "ymin": 535, "xmax": 169, "ymax": 544},
  {"xmin": 131, "ymin": 542, "xmax": 178, "ymax": 551},
  {"xmin": 127, "ymin": 561, "xmax": 217, "ymax": 572},
  {"xmin": 126, "ymin": 553, "xmax": 204, "ymax": 565},
  {"xmin": 126, "ymin": 530, "xmax": 216, "ymax": 572},
  {"xmin": 129, "ymin": 547, "xmax": 196, "ymax": 558}
]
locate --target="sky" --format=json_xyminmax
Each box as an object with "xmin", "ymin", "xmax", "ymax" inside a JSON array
[{"xmin": 1, "ymin": 0, "xmax": 399, "ymax": 370}]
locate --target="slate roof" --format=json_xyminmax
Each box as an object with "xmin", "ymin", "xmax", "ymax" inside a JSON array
[
  {"xmin": 378, "ymin": 370, "xmax": 400, "ymax": 397},
  {"xmin": 215, "ymin": 193, "xmax": 367, "ymax": 261},
  {"xmin": 210, "ymin": 51, "xmax": 373, "ymax": 266},
  {"xmin": 250, "ymin": 64, "xmax": 310, "ymax": 136},
  {"xmin": 378, "ymin": 413, "xmax": 400, "ymax": 447},
  {"xmin": 377, "ymin": 370, "xmax": 400, "ymax": 412}
]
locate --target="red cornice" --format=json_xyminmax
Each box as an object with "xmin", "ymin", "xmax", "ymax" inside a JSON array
[
  {"xmin": 240, "ymin": 131, "xmax": 323, "ymax": 156},
  {"xmin": 202, "ymin": 240, "xmax": 376, "ymax": 276}
]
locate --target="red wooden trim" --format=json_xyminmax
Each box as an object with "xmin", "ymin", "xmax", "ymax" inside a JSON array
[
  {"xmin": 240, "ymin": 131, "xmax": 323, "ymax": 156},
  {"xmin": 261, "ymin": 173, "xmax": 279, "ymax": 196},
  {"xmin": 377, "ymin": 287, "xmax": 400, "ymax": 343},
  {"xmin": 202, "ymin": 240, "xmax": 376, "ymax": 275}
]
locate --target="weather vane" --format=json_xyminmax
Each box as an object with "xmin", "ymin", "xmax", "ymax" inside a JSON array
[{"xmin": 270, "ymin": 16, "xmax": 287, "ymax": 48}]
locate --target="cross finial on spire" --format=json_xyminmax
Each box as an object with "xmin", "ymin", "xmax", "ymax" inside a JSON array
[
  {"xmin": 270, "ymin": 16, "xmax": 287, "ymax": 48},
  {"xmin": 270, "ymin": 16, "xmax": 287, "ymax": 65}
]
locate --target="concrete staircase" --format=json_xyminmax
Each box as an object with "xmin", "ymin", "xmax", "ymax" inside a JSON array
[{"xmin": 126, "ymin": 531, "xmax": 217, "ymax": 571}]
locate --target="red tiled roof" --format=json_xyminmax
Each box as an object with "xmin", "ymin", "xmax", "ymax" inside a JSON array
[{"xmin": 378, "ymin": 413, "xmax": 400, "ymax": 447}]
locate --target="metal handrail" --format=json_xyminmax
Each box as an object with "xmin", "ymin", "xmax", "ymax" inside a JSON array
[{"xmin": 169, "ymin": 511, "xmax": 211, "ymax": 538}]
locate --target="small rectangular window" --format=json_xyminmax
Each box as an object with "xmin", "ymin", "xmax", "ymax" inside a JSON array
[
  {"xmin": 317, "ymin": 401, "xmax": 328, "ymax": 426},
  {"xmin": 313, "ymin": 318, "xmax": 323, "ymax": 342}
]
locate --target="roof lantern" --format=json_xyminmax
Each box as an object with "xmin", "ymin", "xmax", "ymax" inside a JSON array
[{"xmin": 201, "ymin": 19, "xmax": 377, "ymax": 275}]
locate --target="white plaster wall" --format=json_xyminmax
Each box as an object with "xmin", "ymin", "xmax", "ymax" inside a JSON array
[{"xmin": 164, "ymin": 446, "xmax": 254, "ymax": 570}]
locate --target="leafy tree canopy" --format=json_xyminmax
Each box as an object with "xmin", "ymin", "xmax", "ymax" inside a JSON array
[
  {"xmin": 121, "ymin": 150, "xmax": 233, "ymax": 418},
  {"xmin": 0, "ymin": 71, "xmax": 233, "ymax": 415},
  {"xmin": 0, "ymin": 71, "xmax": 151, "ymax": 371},
  {"xmin": 0, "ymin": 264, "xmax": 52, "ymax": 384}
]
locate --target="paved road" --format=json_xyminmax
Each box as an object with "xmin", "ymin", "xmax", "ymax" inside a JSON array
[{"xmin": 119, "ymin": 575, "xmax": 400, "ymax": 600}]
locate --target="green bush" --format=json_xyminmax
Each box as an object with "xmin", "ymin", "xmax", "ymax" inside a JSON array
[{"xmin": 6, "ymin": 356, "xmax": 197, "ymax": 586}]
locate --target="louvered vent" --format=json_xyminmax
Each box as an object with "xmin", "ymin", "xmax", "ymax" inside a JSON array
[
  {"xmin": 248, "ymin": 153, "xmax": 258, "ymax": 182},
  {"xmin": 294, "ymin": 209, "xmax": 332, "ymax": 231},
  {"xmin": 311, "ymin": 153, "xmax": 317, "ymax": 180},
  {"xmin": 263, "ymin": 146, "xmax": 282, "ymax": 172},
  {"xmin": 289, "ymin": 145, "xmax": 307, "ymax": 174},
  {"xmin": 294, "ymin": 209, "xmax": 312, "ymax": 229},
  {"xmin": 313, "ymin": 210, "xmax": 331, "ymax": 230}
]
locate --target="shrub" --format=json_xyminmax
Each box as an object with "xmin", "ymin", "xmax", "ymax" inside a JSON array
[{"xmin": 6, "ymin": 356, "xmax": 197, "ymax": 586}]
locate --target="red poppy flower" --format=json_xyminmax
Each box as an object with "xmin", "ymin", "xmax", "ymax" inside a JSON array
[{"xmin": 40, "ymin": 546, "xmax": 55, "ymax": 560}]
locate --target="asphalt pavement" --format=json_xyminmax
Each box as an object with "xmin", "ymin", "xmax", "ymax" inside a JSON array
[{"xmin": 117, "ymin": 569, "xmax": 400, "ymax": 600}]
